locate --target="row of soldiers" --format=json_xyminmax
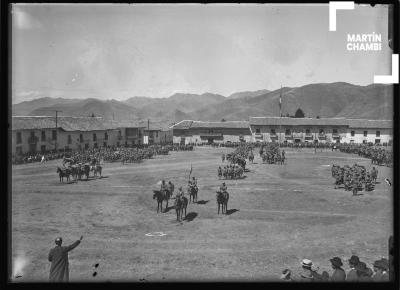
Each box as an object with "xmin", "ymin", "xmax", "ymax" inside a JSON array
[
  {"xmin": 281, "ymin": 255, "xmax": 389, "ymax": 282},
  {"xmin": 217, "ymin": 164, "xmax": 244, "ymax": 180},
  {"xmin": 159, "ymin": 177, "xmax": 198, "ymax": 199},
  {"xmin": 339, "ymin": 143, "xmax": 392, "ymax": 167},
  {"xmin": 332, "ymin": 164, "xmax": 378, "ymax": 194}
]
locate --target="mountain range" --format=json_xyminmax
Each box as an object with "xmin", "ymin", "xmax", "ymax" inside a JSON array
[{"xmin": 12, "ymin": 83, "xmax": 393, "ymax": 129}]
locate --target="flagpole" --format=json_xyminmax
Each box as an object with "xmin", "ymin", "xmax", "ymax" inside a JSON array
[{"xmin": 279, "ymin": 86, "xmax": 282, "ymax": 148}]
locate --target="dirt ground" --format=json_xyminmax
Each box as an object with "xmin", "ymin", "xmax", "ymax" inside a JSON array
[{"xmin": 11, "ymin": 147, "xmax": 393, "ymax": 282}]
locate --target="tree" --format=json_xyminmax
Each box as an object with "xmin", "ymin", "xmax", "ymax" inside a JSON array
[
  {"xmin": 286, "ymin": 113, "xmax": 290, "ymax": 117},
  {"xmin": 316, "ymin": 115, "xmax": 320, "ymax": 119},
  {"xmin": 294, "ymin": 108, "xmax": 305, "ymax": 118},
  {"xmin": 91, "ymin": 113, "xmax": 95, "ymax": 117},
  {"xmin": 221, "ymin": 118, "xmax": 226, "ymax": 122}
]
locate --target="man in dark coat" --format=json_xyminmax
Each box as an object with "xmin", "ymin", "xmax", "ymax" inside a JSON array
[
  {"xmin": 329, "ymin": 257, "xmax": 346, "ymax": 281},
  {"xmin": 346, "ymin": 255, "xmax": 360, "ymax": 281},
  {"xmin": 372, "ymin": 259, "xmax": 389, "ymax": 281},
  {"xmin": 48, "ymin": 236, "xmax": 83, "ymax": 282}
]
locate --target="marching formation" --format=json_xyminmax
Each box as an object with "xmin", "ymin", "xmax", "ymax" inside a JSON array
[
  {"xmin": 217, "ymin": 165, "xmax": 244, "ymax": 179},
  {"xmin": 331, "ymin": 164, "xmax": 378, "ymax": 195},
  {"xmin": 260, "ymin": 143, "xmax": 285, "ymax": 164},
  {"xmin": 339, "ymin": 144, "xmax": 392, "ymax": 167}
]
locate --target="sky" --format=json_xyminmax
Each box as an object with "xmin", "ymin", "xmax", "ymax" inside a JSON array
[{"xmin": 11, "ymin": 3, "xmax": 392, "ymax": 103}]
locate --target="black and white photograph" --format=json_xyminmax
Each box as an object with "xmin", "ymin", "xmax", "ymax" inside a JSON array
[{"xmin": 7, "ymin": 2, "xmax": 398, "ymax": 284}]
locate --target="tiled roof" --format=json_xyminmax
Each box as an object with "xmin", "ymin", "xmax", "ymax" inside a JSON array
[
  {"xmin": 347, "ymin": 119, "xmax": 392, "ymax": 129},
  {"xmin": 170, "ymin": 120, "xmax": 249, "ymax": 129},
  {"xmin": 249, "ymin": 117, "xmax": 349, "ymax": 126},
  {"xmin": 11, "ymin": 116, "xmax": 144, "ymax": 131}
]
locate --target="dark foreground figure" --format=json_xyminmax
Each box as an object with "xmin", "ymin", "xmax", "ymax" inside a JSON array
[{"xmin": 48, "ymin": 235, "xmax": 83, "ymax": 282}]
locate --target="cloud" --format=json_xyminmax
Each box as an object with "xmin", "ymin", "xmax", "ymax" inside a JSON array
[{"xmin": 13, "ymin": 7, "xmax": 42, "ymax": 30}]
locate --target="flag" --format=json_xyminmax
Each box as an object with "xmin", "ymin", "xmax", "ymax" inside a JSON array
[{"xmin": 189, "ymin": 164, "xmax": 193, "ymax": 179}]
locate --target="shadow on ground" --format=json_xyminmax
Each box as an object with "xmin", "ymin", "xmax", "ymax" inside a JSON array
[
  {"xmin": 184, "ymin": 212, "xmax": 198, "ymax": 222},
  {"xmin": 196, "ymin": 200, "xmax": 209, "ymax": 205},
  {"xmin": 226, "ymin": 209, "xmax": 239, "ymax": 215},
  {"xmin": 164, "ymin": 205, "xmax": 175, "ymax": 213}
]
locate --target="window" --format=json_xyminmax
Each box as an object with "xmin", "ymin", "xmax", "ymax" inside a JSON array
[
  {"xmin": 94, "ymin": 143, "xmax": 98, "ymax": 148},
  {"xmin": 41, "ymin": 145, "xmax": 46, "ymax": 152},
  {"xmin": 103, "ymin": 142, "xmax": 107, "ymax": 147},
  {"xmin": 104, "ymin": 132, "xmax": 108, "ymax": 140},
  {"xmin": 363, "ymin": 140, "xmax": 367, "ymax": 144},
  {"xmin": 255, "ymin": 128, "xmax": 260, "ymax": 134},
  {"xmin": 68, "ymin": 135, "xmax": 72, "ymax": 144},
  {"xmin": 305, "ymin": 129, "xmax": 311, "ymax": 134},
  {"xmin": 156, "ymin": 131, "xmax": 158, "ymax": 138},
  {"xmin": 270, "ymin": 129, "xmax": 276, "ymax": 134},
  {"xmin": 351, "ymin": 130, "xmax": 355, "ymax": 137},
  {"xmin": 376, "ymin": 131, "xmax": 380, "ymax": 137},
  {"xmin": 80, "ymin": 134, "xmax": 83, "ymax": 143},
  {"xmin": 93, "ymin": 133, "xmax": 97, "ymax": 141},
  {"xmin": 375, "ymin": 139, "xmax": 380, "ymax": 144},
  {"xmin": 319, "ymin": 129, "xmax": 324, "ymax": 134},
  {"xmin": 85, "ymin": 143, "xmax": 89, "ymax": 150},
  {"xmin": 41, "ymin": 131, "xmax": 46, "ymax": 141},
  {"xmin": 364, "ymin": 131, "xmax": 368, "ymax": 137},
  {"xmin": 332, "ymin": 128, "xmax": 338, "ymax": 134},
  {"xmin": 285, "ymin": 129, "xmax": 291, "ymax": 135},
  {"xmin": 16, "ymin": 132, "xmax": 22, "ymax": 144},
  {"xmin": 116, "ymin": 142, "xmax": 120, "ymax": 147},
  {"xmin": 52, "ymin": 130, "xmax": 57, "ymax": 140},
  {"xmin": 30, "ymin": 131, "xmax": 35, "ymax": 138}
]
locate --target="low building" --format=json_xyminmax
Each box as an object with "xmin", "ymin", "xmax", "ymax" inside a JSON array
[
  {"xmin": 249, "ymin": 117, "xmax": 393, "ymax": 144},
  {"xmin": 170, "ymin": 120, "xmax": 252, "ymax": 144},
  {"xmin": 344, "ymin": 119, "xmax": 393, "ymax": 145},
  {"xmin": 143, "ymin": 127, "xmax": 173, "ymax": 145},
  {"xmin": 11, "ymin": 116, "xmax": 145, "ymax": 155}
]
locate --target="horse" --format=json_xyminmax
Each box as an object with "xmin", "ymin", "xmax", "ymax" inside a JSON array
[
  {"xmin": 82, "ymin": 164, "xmax": 91, "ymax": 180},
  {"xmin": 91, "ymin": 165, "xmax": 102, "ymax": 178},
  {"xmin": 152, "ymin": 189, "xmax": 171, "ymax": 213},
  {"xmin": 56, "ymin": 167, "xmax": 70, "ymax": 183},
  {"xmin": 188, "ymin": 185, "xmax": 198, "ymax": 203},
  {"xmin": 69, "ymin": 165, "xmax": 79, "ymax": 182},
  {"xmin": 216, "ymin": 191, "xmax": 229, "ymax": 214},
  {"xmin": 174, "ymin": 195, "xmax": 188, "ymax": 221}
]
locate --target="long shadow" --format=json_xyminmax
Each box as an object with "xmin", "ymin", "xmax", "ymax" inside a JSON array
[
  {"xmin": 226, "ymin": 209, "xmax": 239, "ymax": 215},
  {"xmin": 98, "ymin": 176, "xmax": 109, "ymax": 179},
  {"xmin": 196, "ymin": 200, "xmax": 209, "ymax": 205},
  {"xmin": 184, "ymin": 212, "xmax": 198, "ymax": 222},
  {"xmin": 163, "ymin": 205, "xmax": 175, "ymax": 213}
]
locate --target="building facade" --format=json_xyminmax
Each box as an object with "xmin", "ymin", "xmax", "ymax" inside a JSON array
[
  {"xmin": 171, "ymin": 120, "xmax": 252, "ymax": 144},
  {"xmin": 11, "ymin": 116, "xmax": 146, "ymax": 155}
]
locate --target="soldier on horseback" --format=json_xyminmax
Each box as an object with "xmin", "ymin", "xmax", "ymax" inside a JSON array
[
  {"xmin": 176, "ymin": 186, "xmax": 184, "ymax": 199},
  {"xmin": 220, "ymin": 182, "xmax": 227, "ymax": 193},
  {"xmin": 218, "ymin": 166, "xmax": 222, "ymax": 179}
]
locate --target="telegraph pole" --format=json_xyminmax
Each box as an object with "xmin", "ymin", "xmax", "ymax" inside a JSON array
[
  {"xmin": 55, "ymin": 110, "xmax": 62, "ymax": 151},
  {"xmin": 279, "ymin": 86, "xmax": 282, "ymax": 148}
]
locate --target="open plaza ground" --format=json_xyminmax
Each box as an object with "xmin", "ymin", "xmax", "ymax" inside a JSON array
[{"xmin": 11, "ymin": 147, "xmax": 392, "ymax": 282}]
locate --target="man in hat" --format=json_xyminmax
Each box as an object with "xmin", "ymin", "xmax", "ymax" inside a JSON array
[
  {"xmin": 280, "ymin": 269, "xmax": 293, "ymax": 282},
  {"xmin": 167, "ymin": 181, "xmax": 175, "ymax": 197},
  {"xmin": 48, "ymin": 235, "xmax": 83, "ymax": 282},
  {"xmin": 329, "ymin": 257, "xmax": 346, "ymax": 281},
  {"xmin": 355, "ymin": 262, "xmax": 373, "ymax": 282},
  {"xmin": 219, "ymin": 182, "xmax": 227, "ymax": 194},
  {"xmin": 372, "ymin": 259, "xmax": 389, "ymax": 281},
  {"xmin": 346, "ymin": 255, "xmax": 360, "ymax": 281},
  {"xmin": 294, "ymin": 259, "xmax": 316, "ymax": 282},
  {"xmin": 176, "ymin": 186, "xmax": 184, "ymax": 199}
]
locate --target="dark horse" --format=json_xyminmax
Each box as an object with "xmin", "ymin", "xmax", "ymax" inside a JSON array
[
  {"xmin": 188, "ymin": 185, "xmax": 198, "ymax": 203},
  {"xmin": 153, "ymin": 189, "xmax": 171, "ymax": 213},
  {"xmin": 216, "ymin": 191, "xmax": 229, "ymax": 214},
  {"xmin": 82, "ymin": 164, "xmax": 91, "ymax": 180},
  {"xmin": 56, "ymin": 167, "xmax": 71, "ymax": 183},
  {"xmin": 248, "ymin": 152, "xmax": 254, "ymax": 163},
  {"xmin": 91, "ymin": 165, "xmax": 102, "ymax": 178},
  {"xmin": 175, "ymin": 196, "xmax": 188, "ymax": 221}
]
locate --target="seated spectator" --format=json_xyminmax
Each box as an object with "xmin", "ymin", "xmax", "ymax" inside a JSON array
[
  {"xmin": 329, "ymin": 257, "xmax": 346, "ymax": 281},
  {"xmin": 372, "ymin": 259, "xmax": 389, "ymax": 282}
]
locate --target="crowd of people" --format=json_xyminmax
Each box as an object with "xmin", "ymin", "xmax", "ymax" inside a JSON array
[
  {"xmin": 259, "ymin": 143, "xmax": 285, "ymax": 164},
  {"xmin": 331, "ymin": 164, "xmax": 378, "ymax": 194},
  {"xmin": 217, "ymin": 164, "xmax": 244, "ymax": 180},
  {"xmin": 338, "ymin": 144, "xmax": 392, "ymax": 167},
  {"xmin": 12, "ymin": 144, "xmax": 194, "ymax": 165},
  {"xmin": 280, "ymin": 255, "xmax": 390, "ymax": 282}
]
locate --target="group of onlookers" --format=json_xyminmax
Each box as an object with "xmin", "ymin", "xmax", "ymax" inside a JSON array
[
  {"xmin": 281, "ymin": 255, "xmax": 390, "ymax": 282},
  {"xmin": 339, "ymin": 143, "xmax": 392, "ymax": 167}
]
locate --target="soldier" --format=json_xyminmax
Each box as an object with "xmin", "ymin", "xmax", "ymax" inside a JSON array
[
  {"xmin": 176, "ymin": 186, "xmax": 184, "ymax": 199},
  {"xmin": 218, "ymin": 166, "xmax": 222, "ymax": 179},
  {"xmin": 220, "ymin": 182, "xmax": 227, "ymax": 193},
  {"xmin": 168, "ymin": 181, "xmax": 175, "ymax": 197},
  {"xmin": 222, "ymin": 153, "xmax": 225, "ymax": 162},
  {"xmin": 191, "ymin": 176, "xmax": 198, "ymax": 189},
  {"xmin": 280, "ymin": 269, "xmax": 293, "ymax": 282},
  {"xmin": 160, "ymin": 180, "xmax": 168, "ymax": 194}
]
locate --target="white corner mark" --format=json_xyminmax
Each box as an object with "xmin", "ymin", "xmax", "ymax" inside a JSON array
[
  {"xmin": 374, "ymin": 54, "xmax": 399, "ymax": 84},
  {"xmin": 329, "ymin": 2, "xmax": 354, "ymax": 31}
]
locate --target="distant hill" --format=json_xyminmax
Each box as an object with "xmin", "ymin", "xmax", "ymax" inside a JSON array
[
  {"xmin": 227, "ymin": 89, "xmax": 270, "ymax": 99},
  {"xmin": 12, "ymin": 84, "xmax": 392, "ymax": 126}
]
